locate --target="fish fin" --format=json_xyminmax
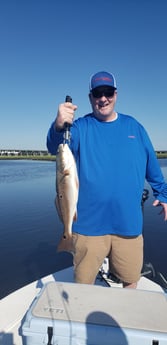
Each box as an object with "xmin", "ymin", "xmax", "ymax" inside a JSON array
[
  {"xmin": 57, "ymin": 234, "xmax": 74, "ymax": 253},
  {"xmin": 55, "ymin": 196, "xmax": 63, "ymax": 222},
  {"xmin": 73, "ymin": 209, "xmax": 77, "ymax": 222},
  {"xmin": 63, "ymin": 169, "xmax": 71, "ymax": 175}
]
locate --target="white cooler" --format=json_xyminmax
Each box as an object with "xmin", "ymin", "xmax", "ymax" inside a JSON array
[{"xmin": 22, "ymin": 281, "xmax": 167, "ymax": 345}]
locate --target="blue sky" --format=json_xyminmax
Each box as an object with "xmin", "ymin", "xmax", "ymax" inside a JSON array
[{"xmin": 0, "ymin": 0, "xmax": 167, "ymax": 150}]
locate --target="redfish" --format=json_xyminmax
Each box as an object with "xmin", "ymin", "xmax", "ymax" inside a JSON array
[{"xmin": 55, "ymin": 143, "xmax": 79, "ymax": 252}]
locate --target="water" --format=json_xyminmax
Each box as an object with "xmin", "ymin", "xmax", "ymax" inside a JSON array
[
  {"xmin": 0, "ymin": 159, "xmax": 167, "ymax": 299},
  {"xmin": 0, "ymin": 160, "xmax": 72, "ymax": 299}
]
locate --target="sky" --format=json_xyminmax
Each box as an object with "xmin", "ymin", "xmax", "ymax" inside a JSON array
[{"xmin": 0, "ymin": 0, "xmax": 167, "ymax": 150}]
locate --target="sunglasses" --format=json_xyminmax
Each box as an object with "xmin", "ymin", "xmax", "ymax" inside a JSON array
[{"xmin": 91, "ymin": 87, "xmax": 116, "ymax": 99}]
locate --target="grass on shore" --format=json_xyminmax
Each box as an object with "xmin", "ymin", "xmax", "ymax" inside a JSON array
[
  {"xmin": 156, "ymin": 153, "xmax": 167, "ymax": 159},
  {"xmin": 0, "ymin": 153, "xmax": 167, "ymax": 160},
  {"xmin": 0, "ymin": 155, "xmax": 56, "ymax": 161}
]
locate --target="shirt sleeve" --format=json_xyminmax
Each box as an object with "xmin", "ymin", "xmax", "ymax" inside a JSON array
[
  {"xmin": 46, "ymin": 122, "xmax": 64, "ymax": 155},
  {"xmin": 46, "ymin": 119, "xmax": 80, "ymax": 156},
  {"xmin": 143, "ymin": 127, "xmax": 167, "ymax": 202}
]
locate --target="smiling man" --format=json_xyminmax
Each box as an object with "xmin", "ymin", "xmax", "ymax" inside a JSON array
[
  {"xmin": 89, "ymin": 71, "xmax": 117, "ymax": 122},
  {"xmin": 47, "ymin": 71, "xmax": 167, "ymax": 289}
]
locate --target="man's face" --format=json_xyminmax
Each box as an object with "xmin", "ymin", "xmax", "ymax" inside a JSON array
[{"xmin": 89, "ymin": 86, "xmax": 117, "ymax": 121}]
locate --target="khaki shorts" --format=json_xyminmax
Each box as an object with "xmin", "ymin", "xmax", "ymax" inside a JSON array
[{"xmin": 72, "ymin": 233, "xmax": 143, "ymax": 284}]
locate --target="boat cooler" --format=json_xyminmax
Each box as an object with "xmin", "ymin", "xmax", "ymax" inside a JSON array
[{"xmin": 22, "ymin": 281, "xmax": 167, "ymax": 345}]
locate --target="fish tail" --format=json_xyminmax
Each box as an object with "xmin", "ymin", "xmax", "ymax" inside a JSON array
[{"xmin": 57, "ymin": 233, "xmax": 74, "ymax": 253}]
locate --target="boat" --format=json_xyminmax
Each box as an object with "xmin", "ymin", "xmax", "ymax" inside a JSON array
[
  {"xmin": 0, "ymin": 257, "xmax": 167, "ymax": 345},
  {"xmin": 1, "ymin": 189, "xmax": 167, "ymax": 344}
]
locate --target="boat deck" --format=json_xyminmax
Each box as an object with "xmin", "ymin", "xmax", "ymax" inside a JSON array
[{"xmin": 0, "ymin": 266, "xmax": 166, "ymax": 345}]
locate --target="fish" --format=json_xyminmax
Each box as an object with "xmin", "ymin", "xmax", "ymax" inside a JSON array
[{"xmin": 55, "ymin": 143, "xmax": 79, "ymax": 252}]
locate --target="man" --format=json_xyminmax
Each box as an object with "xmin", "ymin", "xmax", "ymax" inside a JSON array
[{"xmin": 47, "ymin": 71, "xmax": 167, "ymax": 288}]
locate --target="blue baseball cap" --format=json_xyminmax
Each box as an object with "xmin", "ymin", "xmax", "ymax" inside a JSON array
[{"xmin": 90, "ymin": 71, "xmax": 117, "ymax": 91}]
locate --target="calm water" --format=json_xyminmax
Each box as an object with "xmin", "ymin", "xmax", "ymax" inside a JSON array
[
  {"xmin": 0, "ymin": 159, "xmax": 167, "ymax": 298},
  {"xmin": 0, "ymin": 160, "xmax": 72, "ymax": 299}
]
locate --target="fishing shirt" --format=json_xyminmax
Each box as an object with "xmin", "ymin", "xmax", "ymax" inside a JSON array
[{"xmin": 47, "ymin": 113, "xmax": 167, "ymax": 236}]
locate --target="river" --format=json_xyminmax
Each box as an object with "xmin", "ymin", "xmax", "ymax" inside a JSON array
[{"xmin": 0, "ymin": 159, "xmax": 167, "ymax": 298}]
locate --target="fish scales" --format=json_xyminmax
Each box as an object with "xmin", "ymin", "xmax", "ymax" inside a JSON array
[{"xmin": 55, "ymin": 143, "xmax": 79, "ymax": 252}]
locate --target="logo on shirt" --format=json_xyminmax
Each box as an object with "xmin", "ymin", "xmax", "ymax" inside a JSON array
[{"xmin": 128, "ymin": 135, "xmax": 136, "ymax": 139}]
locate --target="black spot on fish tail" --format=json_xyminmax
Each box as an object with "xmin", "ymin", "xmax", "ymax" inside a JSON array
[{"xmin": 57, "ymin": 235, "xmax": 73, "ymax": 253}]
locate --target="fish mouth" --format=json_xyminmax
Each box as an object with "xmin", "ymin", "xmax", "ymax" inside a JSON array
[{"xmin": 57, "ymin": 143, "xmax": 65, "ymax": 153}]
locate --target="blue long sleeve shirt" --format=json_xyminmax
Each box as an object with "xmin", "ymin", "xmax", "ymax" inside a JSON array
[{"xmin": 47, "ymin": 113, "xmax": 167, "ymax": 236}]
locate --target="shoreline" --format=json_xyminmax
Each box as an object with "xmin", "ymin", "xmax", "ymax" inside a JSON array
[
  {"xmin": 0, "ymin": 155, "xmax": 56, "ymax": 161},
  {"xmin": 0, "ymin": 153, "xmax": 167, "ymax": 161}
]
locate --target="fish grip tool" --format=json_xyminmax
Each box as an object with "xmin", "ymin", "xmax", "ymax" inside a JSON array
[{"xmin": 63, "ymin": 95, "xmax": 72, "ymax": 145}]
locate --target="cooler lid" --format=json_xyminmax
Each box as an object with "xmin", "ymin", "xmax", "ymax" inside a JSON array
[{"xmin": 32, "ymin": 281, "xmax": 167, "ymax": 333}]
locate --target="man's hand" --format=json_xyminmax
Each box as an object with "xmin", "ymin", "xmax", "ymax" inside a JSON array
[
  {"xmin": 55, "ymin": 102, "xmax": 77, "ymax": 131},
  {"xmin": 153, "ymin": 199, "xmax": 167, "ymax": 221}
]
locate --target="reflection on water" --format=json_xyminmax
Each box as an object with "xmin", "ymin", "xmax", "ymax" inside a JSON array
[{"xmin": 0, "ymin": 159, "xmax": 167, "ymax": 298}]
